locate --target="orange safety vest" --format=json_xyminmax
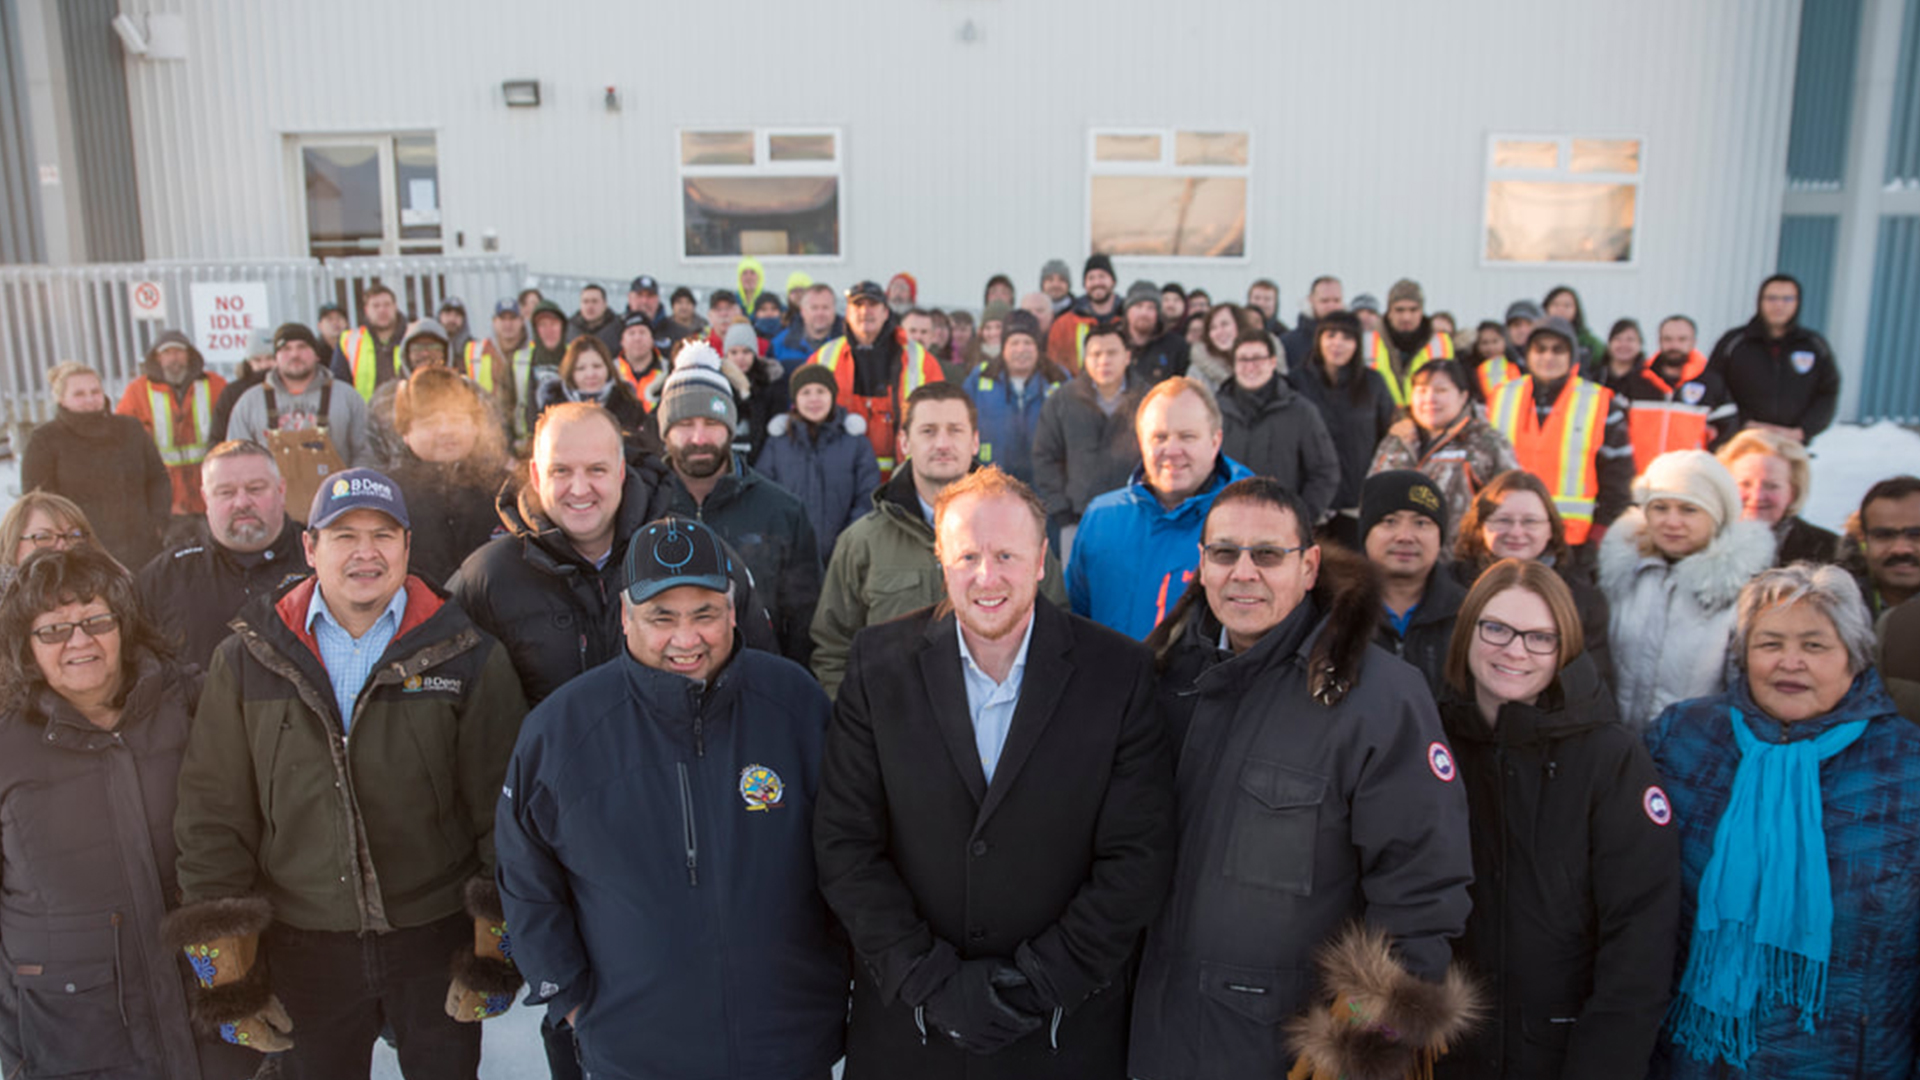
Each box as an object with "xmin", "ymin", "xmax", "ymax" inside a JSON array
[
  {"xmin": 628, "ymin": 361, "xmax": 664, "ymax": 409},
  {"xmin": 1489, "ymin": 375, "xmax": 1611, "ymax": 543},
  {"xmin": 1476, "ymin": 355, "xmax": 1524, "ymax": 403},
  {"xmin": 1369, "ymin": 332, "xmax": 1455, "ymax": 407},
  {"xmin": 340, "ymin": 326, "xmax": 403, "ymax": 401},
  {"xmin": 1624, "ymin": 350, "xmax": 1714, "ymax": 464},
  {"xmin": 805, "ymin": 332, "xmax": 944, "ymax": 478}
]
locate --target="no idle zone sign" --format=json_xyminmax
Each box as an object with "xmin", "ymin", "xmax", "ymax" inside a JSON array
[{"xmin": 190, "ymin": 282, "xmax": 270, "ymax": 366}]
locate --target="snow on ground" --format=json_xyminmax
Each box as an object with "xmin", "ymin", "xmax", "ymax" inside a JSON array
[{"xmin": 0, "ymin": 422, "xmax": 1909, "ymax": 1080}]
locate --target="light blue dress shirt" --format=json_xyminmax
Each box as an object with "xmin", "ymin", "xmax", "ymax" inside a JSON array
[
  {"xmin": 306, "ymin": 585, "xmax": 408, "ymax": 733},
  {"xmin": 956, "ymin": 612, "xmax": 1037, "ymax": 785}
]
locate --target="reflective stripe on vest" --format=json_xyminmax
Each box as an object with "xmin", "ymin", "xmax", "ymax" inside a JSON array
[
  {"xmin": 1369, "ymin": 333, "xmax": 1455, "ymax": 407},
  {"xmin": 342, "ymin": 327, "xmax": 391, "ymax": 402},
  {"xmin": 148, "ymin": 379, "xmax": 214, "ymax": 467},
  {"xmin": 1478, "ymin": 356, "xmax": 1522, "ymax": 402},
  {"xmin": 807, "ymin": 336, "xmax": 942, "ymax": 479},
  {"xmin": 1073, "ymin": 321, "xmax": 1092, "ymax": 368},
  {"xmin": 1490, "ymin": 377, "xmax": 1608, "ymax": 541},
  {"xmin": 463, "ymin": 341, "xmax": 494, "ymax": 393}
]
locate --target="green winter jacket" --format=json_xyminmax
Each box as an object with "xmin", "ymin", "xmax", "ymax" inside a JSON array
[
  {"xmin": 174, "ymin": 576, "xmax": 527, "ymax": 933},
  {"xmin": 810, "ymin": 466, "xmax": 1068, "ymax": 698}
]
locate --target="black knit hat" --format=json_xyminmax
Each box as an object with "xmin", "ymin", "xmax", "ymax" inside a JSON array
[
  {"xmin": 272, "ymin": 322, "xmax": 318, "ymax": 352},
  {"xmin": 1083, "ymin": 254, "xmax": 1115, "ymax": 281},
  {"xmin": 1315, "ymin": 310, "xmax": 1362, "ymax": 343},
  {"xmin": 789, "ymin": 363, "xmax": 838, "ymax": 402},
  {"xmin": 1003, "ymin": 310, "xmax": 1043, "ymax": 346},
  {"xmin": 1360, "ymin": 469, "xmax": 1448, "ymax": 540}
]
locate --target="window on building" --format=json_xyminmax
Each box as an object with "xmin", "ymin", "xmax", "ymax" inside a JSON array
[
  {"xmin": 679, "ymin": 128, "xmax": 841, "ymax": 259},
  {"xmin": 1484, "ymin": 135, "xmax": 1640, "ymax": 264},
  {"xmin": 1088, "ymin": 128, "xmax": 1249, "ymax": 259},
  {"xmin": 296, "ymin": 133, "xmax": 441, "ymax": 259}
]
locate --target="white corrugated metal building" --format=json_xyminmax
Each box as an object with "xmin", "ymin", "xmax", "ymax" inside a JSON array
[{"xmin": 5, "ymin": 0, "xmax": 1918, "ymax": 418}]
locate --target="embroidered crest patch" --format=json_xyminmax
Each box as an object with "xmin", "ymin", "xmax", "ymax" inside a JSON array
[
  {"xmin": 1427, "ymin": 742, "xmax": 1457, "ymax": 783},
  {"xmin": 739, "ymin": 765, "xmax": 784, "ymax": 811},
  {"xmin": 1643, "ymin": 785, "xmax": 1673, "ymax": 826}
]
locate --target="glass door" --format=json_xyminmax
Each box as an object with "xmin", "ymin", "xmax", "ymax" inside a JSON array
[{"xmin": 298, "ymin": 134, "xmax": 441, "ymax": 259}]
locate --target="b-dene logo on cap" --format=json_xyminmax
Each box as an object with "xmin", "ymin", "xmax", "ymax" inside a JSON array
[{"xmin": 331, "ymin": 475, "xmax": 395, "ymax": 502}]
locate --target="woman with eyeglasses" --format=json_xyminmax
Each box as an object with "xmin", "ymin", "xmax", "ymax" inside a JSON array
[
  {"xmin": 1435, "ymin": 558, "xmax": 1679, "ymax": 1080},
  {"xmin": 21, "ymin": 361, "xmax": 173, "ymax": 572},
  {"xmin": 0, "ymin": 491, "xmax": 105, "ymax": 595},
  {"xmin": 0, "ymin": 547, "xmax": 258, "ymax": 1079},
  {"xmin": 1453, "ymin": 470, "xmax": 1614, "ymax": 686}
]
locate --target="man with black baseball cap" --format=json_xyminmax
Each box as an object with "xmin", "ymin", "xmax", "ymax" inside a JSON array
[
  {"xmin": 1361, "ymin": 468, "xmax": 1464, "ymax": 695},
  {"xmin": 494, "ymin": 516, "xmax": 848, "ymax": 1080},
  {"xmin": 803, "ymin": 280, "xmax": 946, "ymax": 481},
  {"xmin": 169, "ymin": 465, "xmax": 527, "ymax": 1079},
  {"xmin": 624, "ymin": 274, "xmax": 673, "ymax": 351}
]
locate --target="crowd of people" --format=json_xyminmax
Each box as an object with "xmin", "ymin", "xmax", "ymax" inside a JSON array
[{"xmin": 1, "ymin": 253, "xmax": 1918, "ymax": 1080}]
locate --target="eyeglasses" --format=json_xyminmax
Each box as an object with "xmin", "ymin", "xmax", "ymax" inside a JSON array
[
  {"xmin": 1866, "ymin": 526, "xmax": 1920, "ymax": 543},
  {"xmin": 1476, "ymin": 619, "xmax": 1559, "ymax": 655},
  {"xmin": 31, "ymin": 612, "xmax": 119, "ymax": 645},
  {"xmin": 21, "ymin": 528, "xmax": 88, "ymax": 549},
  {"xmin": 1202, "ymin": 542, "xmax": 1309, "ymax": 569},
  {"xmin": 1484, "ymin": 516, "xmax": 1549, "ymax": 533}
]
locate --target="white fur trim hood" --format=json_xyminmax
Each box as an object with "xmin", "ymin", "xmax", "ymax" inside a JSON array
[
  {"xmin": 1598, "ymin": 507, "xmax": 1778, "ymax": 612},
  {"xmin": 767, "ymin": 409, "xmax": 867, "ymax": 439}
]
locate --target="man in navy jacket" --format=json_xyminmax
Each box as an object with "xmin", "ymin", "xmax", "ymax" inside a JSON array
[{"xmin": 494, "ymin": 516, "xmax": 848, "ymax": 1080}]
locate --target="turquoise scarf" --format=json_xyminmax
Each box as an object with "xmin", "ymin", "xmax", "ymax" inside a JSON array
[{"xmin": 1669, "ymin": 706, "xmax": 1869, "ymax": 1067}]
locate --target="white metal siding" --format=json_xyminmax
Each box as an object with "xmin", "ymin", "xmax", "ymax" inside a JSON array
[{"xmin": 121, "ymin": 0, "xmax": 1799, "ymax": 340}]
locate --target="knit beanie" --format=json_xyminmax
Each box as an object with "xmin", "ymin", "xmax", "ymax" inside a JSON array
[
  {"xmin": 1360, "ymin": 469, "xmax": 1448, "ymax": 540},
  {"xmin": 1633, "ymin": 449, "xmax": 1741, "ymax": 528},
  {"xmin": 788, "ymin": 363, "xmax": 838, "ymax": 402},
  {"xmin": 658, "ymin": 342, "xmax": 739, "ymax": 432},
  {"xmin": 722, "ymin": 322, "xmax": 759, "ymax": 353},
  {"xmin": 1315, "ymin": 310, "xmax": 1362, "ymax": 344},
  {"xmin": 1387, "ymin": 278, "xmax": 1424, "ymax": 308},
  {"xmin": 1350, "ymin": 293, "xmax": 1382, "ymax": 315},
  {"xmin": 1003, "ymin": 310, "xmax": 1043, "ymax": 347},
  {"xmin": 888, "ymin": 273, "xmax": 918, "ymax": 303},
  {"xmin": 1040, "ymin": 258, "xmax": 1072, "ymax": 285},
  {"xmin": 1124, "ymin": 280, "xmax": 1161, "ymax": 311},
  {"xmin": 1083, "ymin": 254, "xmax": 1116, "ymax": 281},
  {"xmin": 982, "ymin": 301, "xmax": 1012, "ymax": 327}
]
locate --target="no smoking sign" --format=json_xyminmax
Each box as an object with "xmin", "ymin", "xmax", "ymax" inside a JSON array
[{"xmin": 131, "ymin": 280, "xmax": 167, "ymax": 321}]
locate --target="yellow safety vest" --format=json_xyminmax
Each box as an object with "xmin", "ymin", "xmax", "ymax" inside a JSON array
[
  {"xmin": 1369, "ymin": 332, "xmax": 1455, "ymax": 407},
  {"xmin": 1489, "ymin": 376, "xmax": 1609, "ymax": 542},
  {"xmin": 148, "ymin": 379, "xmax": 214, "ymax": 467},
  {"xmin": 463, "ymin": 341, "xmax": 495, "ymax": 393},
  {"xmin": 340, "ymin": 327, "xmax": 403, "ymax": 402}
]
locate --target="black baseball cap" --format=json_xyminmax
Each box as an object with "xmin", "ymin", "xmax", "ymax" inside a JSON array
[
  {"xmin": 316, "ymin": 302, "xmax": 345, "ymax": 320},
  {"xmin": 437, "ymin": 295, "xmax": 466, "ymax": 313},
  {"xmin": 623, "ymin": 311, "xmax": 656, "ymax": 331},
  {"xmin": 630, "ymin": 275, "xmax": 659, "ymax": 294},
  {"xmin": 707, "ymin": 289, "xmax": 740, "ymax": 309},
  {"xmin": 846, "ymin": 280, "xmax": 886, "ymax": 305},
  {"xmin": 624, "ymin": 518, "xmax": 734, "ymax": 604}
]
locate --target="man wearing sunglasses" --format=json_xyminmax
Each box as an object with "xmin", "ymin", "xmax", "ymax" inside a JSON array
[
  {"xmin": 167, "ymin": 467, "xmax": 527, "ymax": 1080},
  {"xmin": 1131, "ymin": 477, "xmax": 1475, "ymax": 1080},
  {"xmin": 1363, "ymin": 469, "xmax": 1466, "ymax": 698}
]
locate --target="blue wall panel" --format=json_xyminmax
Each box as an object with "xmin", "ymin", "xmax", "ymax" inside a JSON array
[
  {"xmin": 1888, "ymin": 0, "xmax": 1920, "ymax": 184},
  {"xmin": 1860, "ymin": 216, "xmax": 1920, "ymax": 422},
  {"xmin": 1778, "ymin": 214, "xmax": 1840, "ymax": 333},
  {"xmin": 1787, "ymin": 0, "xmax": 1863, "ymax": 186}
]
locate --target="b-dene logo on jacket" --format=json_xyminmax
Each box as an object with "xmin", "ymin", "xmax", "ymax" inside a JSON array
[{"xmin": 402, "ymin": 673, "xmax": 464, "ymax": 695}]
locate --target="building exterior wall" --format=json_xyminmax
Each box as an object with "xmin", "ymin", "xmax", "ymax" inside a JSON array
[{"xmin": 119, "ymin": 0, "xmax": 1797, "ymax": 338}]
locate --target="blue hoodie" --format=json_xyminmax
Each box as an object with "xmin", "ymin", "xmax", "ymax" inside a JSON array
[{"xmin": 1067, "ymin": 455, "xmax": 1253, "ymax": 639}]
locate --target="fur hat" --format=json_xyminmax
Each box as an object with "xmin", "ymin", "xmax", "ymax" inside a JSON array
[
  {"xmin": 1634, "ymin": 449, "xmax": 1741, "ymax": 528},
  {"xmin": 658, "ymin": 342, "xmax": 739, "ymax": 432},
  {"xmin": 1386, "ymin": 278, "xmax": 1424, "ymax": 309}
]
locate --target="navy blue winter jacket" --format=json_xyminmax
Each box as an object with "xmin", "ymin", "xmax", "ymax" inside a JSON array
[
  {"xmin": 963, "ymin": 365, "xmax": 1064, "ymax": 487},
  {"xmin": 754, "ymin": 407, "xmax": 880, "ymax": 555},
  {"xmin": 493, "ymin": 645, "xmax": 849, "ymax": 1080}
]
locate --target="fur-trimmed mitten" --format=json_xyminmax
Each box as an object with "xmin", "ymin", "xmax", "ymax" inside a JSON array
[
  {"xmin": 1285, "ymin": 925, "xmax": 1482, "ymax": 1080},
  {"xmin": 444, "ymin": 876, "xmax": 524, "ymax": 1022},
  {"xmin": 160, "ymin": 896, "xmax": 293, "ymax": 1053}
]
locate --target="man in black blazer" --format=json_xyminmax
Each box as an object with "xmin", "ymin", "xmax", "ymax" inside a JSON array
[{"xmin": 814, "ymin": 466, "xmax": 1176, "ymax": 1079}]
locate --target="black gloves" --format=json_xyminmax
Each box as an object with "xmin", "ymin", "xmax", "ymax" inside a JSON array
[{"xmin": 921, "ymin": 959, "xmax": 1044, "ymax": 1054}]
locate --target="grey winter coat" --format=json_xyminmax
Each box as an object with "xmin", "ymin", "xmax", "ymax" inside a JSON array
[
  {"xmin": 1598, "ymin": 508, "xmax": 1776, "ymax": 729},
  {"xmin": 755, "ymin": 407, "xmax": 880, "ymax": 555},
  {"xmin": 1215, "ymin": 377, "xmax": 1343, "ymax": 521},
  {"xmin": 0, "ymin": 653, "xmax": 255, "ymax": 1080},
  {"xmin": 1032, "ymin": 374, "xmax": 1146, "ymax": 526}
]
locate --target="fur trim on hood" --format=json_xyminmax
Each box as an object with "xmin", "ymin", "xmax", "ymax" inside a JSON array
[
  {"xmin": 1286, "ymin": 924, "xmax": 1485, "ymax": 1080},
  {"xmin": 142, "ymin": 329, "xmax": 207, "ymax": 384},
  {"xmin": 766, "ymin": 408, "xmax": 867, "ymax": 440},
  {"xmin": 1598, "ymin": 507, "xmax": 1777, "ymax": 612}
]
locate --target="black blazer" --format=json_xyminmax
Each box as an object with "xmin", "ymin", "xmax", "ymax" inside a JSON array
[{"xmin": 814, "ymin": 599, "xmax": 1175, "ymax": 1080}]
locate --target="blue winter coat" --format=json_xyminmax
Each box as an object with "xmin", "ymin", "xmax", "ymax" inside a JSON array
[
  {"xmin": 1644, "ymin": 669, "xmax": 1920, "ymax": 1080},
  {"xmin": 493, "ymin": 646, "xmax": 849, "ymax": 1080},
  {"xmin": 1066, "ymin": 455, "xmax": 1254, "ymax": 639},
  {"xmin": 755, "ymin": 407, "xmax": 880, "ymax": 555},
  {"xmin": 963, "ymin": 366, "xmax": 1064, "ymax": 487}
]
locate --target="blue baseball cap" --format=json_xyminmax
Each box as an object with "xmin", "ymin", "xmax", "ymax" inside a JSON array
[
  {"xmin": 624, "ymin": 518, "xmax": 733, "ymax": 604},
  {"xmin": 308, "ymin": 468, "xmax": 411, "ymax": 531},
  {"xmin": 493, "ymin": 299, "xmax": 520, "ymax": 317}
]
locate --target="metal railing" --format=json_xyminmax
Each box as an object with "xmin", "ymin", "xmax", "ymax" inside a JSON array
[{"xmin": 0, "ymin": 256, "xmax": 527, "ymax": 438}]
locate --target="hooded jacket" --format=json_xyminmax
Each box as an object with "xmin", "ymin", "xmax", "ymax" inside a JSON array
[
  {"xmin": 1031, "ymin": 373, "xmax": 1147, "ymax": 526},
  {"xmin": 1130, "ymin": 553, "xmax": 1473, "ymax": 1080},
  {"xmin": 1215, "ymin": 376, "xmax": 1343, "ymax": 521},
  {"xmin": 1599, "ymin": 508, "xmax": 1776, "ymax": 729},
  {"xmin": 754, "ymin": 406, "xmax": 879, "ymax": 555},
  {"xmin": 1645, "ymin": 670, "xmax": 1920, "ymax": 1080},
  {"xmin": 808, "ymin": 465, "xmax": 1070, "ymax": 699},
  {"xmin": 1067, "ymin": 455, "xmax": 1255, "ymax": 639},
  {"xmin": 494, "ymin": 645, "xmax": 849, "ymax": 1080},
  {"xmin": 1288, "ymin": 359, "xmax": 1398, "ymax": 512},
  {"xmin": 658, "ymin": 456, "xmax": 823, "ymax": 665},
  {"xmin": 0, "ymin": 654, "xmax": 257, "ymax": 1080},
  {"xmin": 115, "ymin": 330, "xmax": 229, "ymax": 515},
  {"xmin": 564, "ymin": 309, "xmax": 624, "ymax": 357},
  {"xmin": 136, "ymin": 515, "xmax": 310, "ymax": 670},
  {"xmin": 21, "ymin": 406, "xmax": 173, "ymax": 571},
  {"xmin": 1436, "ymin": 653, "xmax": 1679, "ymax": 1080},
  {"xmin": 173, "ymin": 576, "xmax": 527, "ymax": 933},
  {"xmin": 1706, "ymin": 317, "xmax": 1840, "ymax": 442}
]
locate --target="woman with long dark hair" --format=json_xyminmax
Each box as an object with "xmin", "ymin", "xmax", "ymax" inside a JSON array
[{"xmin": 1288, "ymin": 310, "xmax": 1396, "ymax": 549}]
